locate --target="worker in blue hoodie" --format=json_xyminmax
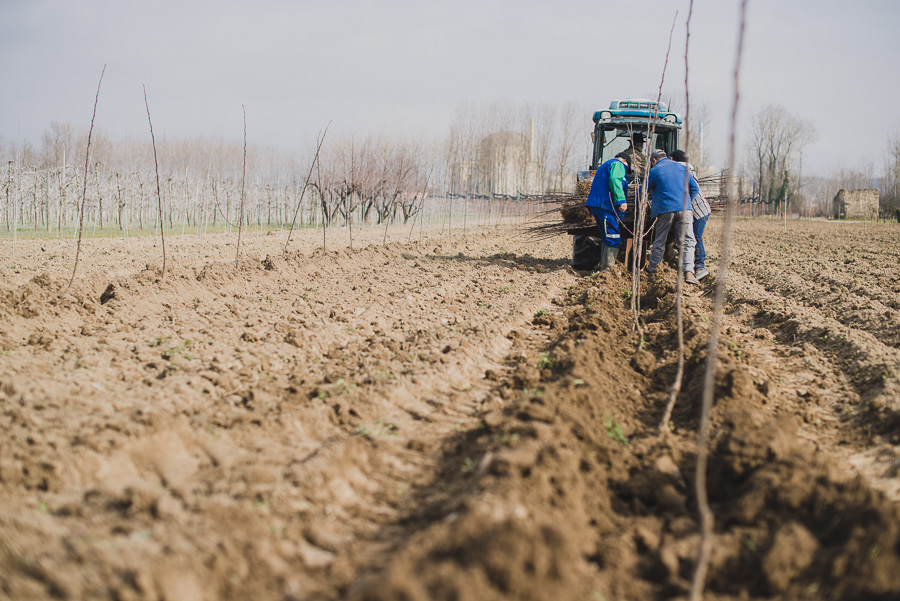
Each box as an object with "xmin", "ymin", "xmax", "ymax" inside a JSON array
[
  {"xmin": 584, "ymin": 152, "xmax": 631, "ymax": 271},
  {"xmin": 646, "ymin": 149, "xmax": 700, "ymax": 284}
]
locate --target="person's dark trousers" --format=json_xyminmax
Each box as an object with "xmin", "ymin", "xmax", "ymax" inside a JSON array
[
  {"xmin": 587, "ymin": 207, "xmax": 622, "ymax": 271},
  {"xmin": 692, "ymin": 213, "xmax": 709, "ymax": 271},
  {"xmin": 648, "ymin": 210, "xmax": 695, "ymax": 273}
]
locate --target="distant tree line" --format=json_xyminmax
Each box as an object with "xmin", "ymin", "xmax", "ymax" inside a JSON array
[
  {"xmin": 0, "ymin": 101, "xmax": 591, "ymax": 235},
  {"xmin": 3, "ymin": 101, "xmax": 896, "ymax": 234}
]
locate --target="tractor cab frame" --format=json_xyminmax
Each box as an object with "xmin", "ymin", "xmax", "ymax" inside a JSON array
[
  {"xmin": 570, "ymin": 98, "xmax": 683, "ymax": 270},
  {"xmin": 582, "ymin": 98, "xmax": 682, "ymax": 176}
]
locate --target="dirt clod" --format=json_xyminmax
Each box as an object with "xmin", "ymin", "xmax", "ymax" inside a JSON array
[
  {"xmin": 100, "ymin": 283, "xmax": 116, "ymax": 304},
  {"xmin": 762, "ymin": 521, "xmax": 820, "ymax": 591}
]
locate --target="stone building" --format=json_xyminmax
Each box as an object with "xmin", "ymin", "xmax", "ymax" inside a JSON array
[
  {"xmin": 833, "ymin": 189, "xmax": 879, "ymax": 220},
  {"xmin": 476, "ymin": 131, "xmax": 538, "ymax": 197},
  {"xmin": 450, "ymin": 123, "xmax": 540, "ymax": 198}
]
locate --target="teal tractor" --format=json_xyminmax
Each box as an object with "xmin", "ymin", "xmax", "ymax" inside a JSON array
[{"xmin": 571, "ymin": 98, "xmax": 683, "ymax": 270}]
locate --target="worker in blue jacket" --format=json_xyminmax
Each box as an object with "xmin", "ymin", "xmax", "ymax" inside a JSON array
[
  {"xmin": 646, "ymin": 149, "xmax": 700, "ymax": 284},
  {"xmin": 584, "ymin": 152, "xmax": 631, "ymax": 271}
]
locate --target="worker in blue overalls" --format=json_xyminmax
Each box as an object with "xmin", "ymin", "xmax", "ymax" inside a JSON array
[{"xmin": 585, "ymin": 152, "xmax": 630, "ymax": 271}]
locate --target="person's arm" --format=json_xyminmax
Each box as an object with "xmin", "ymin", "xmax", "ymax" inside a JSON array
[
  {"xmin": 642, "ymin": 167, "xmax": 656, "ymax": 199},
  {"xmin": 689, "ymin": 173, "xmax": 700, "ymax": 201},
  {"xmin": 608, "ymin": 161, "xmax": 627, "ymax": 211}
]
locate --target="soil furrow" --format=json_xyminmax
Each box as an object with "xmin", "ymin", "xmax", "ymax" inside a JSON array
[{"xmin": 734, "ymin": 262, "xmax": 900, "ymax": 349}]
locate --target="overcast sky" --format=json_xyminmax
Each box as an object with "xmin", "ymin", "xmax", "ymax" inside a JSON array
[{"xmin": 2, "ymin": 0, "xmax": 899, "ymax": 176}]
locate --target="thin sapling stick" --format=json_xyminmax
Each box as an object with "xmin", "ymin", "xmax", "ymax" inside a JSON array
[
  {"xmin": 235, "ymin": 105, "xmax": 247, "ymax": 270},
  {"xmin": 630, "ymin": 13, "xmax": 678, "ymax": 335},
  {"xmin": 67, "ymin": 65, "xmax": 106, "ymax": 290},
  {"xmin": 689, "ymin": 2, "xmax": 748, "ymax": 599},
  {"xmin": 144, "ymin": 85, "xmax": 167, "ymax": 278},
  {"xmin": 660, "ymin": 1, "xmax": 695, "ymax": 433},
  {"xmin": 285, "ymin": 123, "xmax": 329, "ymax": 255}
]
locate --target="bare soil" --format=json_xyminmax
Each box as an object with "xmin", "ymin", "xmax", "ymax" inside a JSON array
[{"xmin": 1, "ymin": 218, "xmax": 898, "ymax": 601}]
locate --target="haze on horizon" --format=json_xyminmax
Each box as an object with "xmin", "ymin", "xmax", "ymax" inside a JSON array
[{"xmin": 2, "ymin": 0, "xmax": 899, "ymax": 177}]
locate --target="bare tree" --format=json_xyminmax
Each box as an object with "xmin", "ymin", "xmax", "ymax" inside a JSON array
[
  {"xmin": 630, "ymin": 13, "xmax": 679, "ymax": 335},
  {"xmin": 553, "ymin": 102, "xmax": 582, "ymax": 193},
  {"xmin": 12, "ymin": 97, "xmax": 604, "ymax": 236},
  {"xmin": 682, "ymin": 102, "xmax": 711, "ymax": 166},
  {"xmin": 747, "ymin": 104, "xmax": 816, "ymax": 213},
  {"xmin": 881, "ymin": 127, "xmax": 900, "ymax": 216},
  {"xmin": 40, "ymin": 122, "xmax": 75, "ymax": 170},
  {"xmin": 661, "ymin": 93, "xmax": 711, "ymax": 166},
  {"xmin": 530, "ymin": 104, "xmax": 556, "ymax": 191}
]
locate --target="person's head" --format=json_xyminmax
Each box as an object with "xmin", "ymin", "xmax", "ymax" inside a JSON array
[
  {"xmin": 671, "ymin": 149, "xmax": 688, "ymax": 163},
  {"xmin": 650, "ymin": 149, "xmax": 667, "ymax": 166},
  {"xmin": 614, "ymin": 152, "xmax": 631, "ymax": 168},
  {"xmin": 630, "ymin": 132, "xmax": 645, "ymax": 148}
]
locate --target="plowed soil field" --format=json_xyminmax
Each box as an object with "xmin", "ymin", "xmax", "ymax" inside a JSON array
[{"xmin": 1, "ymin": 218, "xmax": 899, "ymax": 601}]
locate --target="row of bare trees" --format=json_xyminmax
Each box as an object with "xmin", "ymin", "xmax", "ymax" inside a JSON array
[
  {"xmin": 0, "ymin": 161, "xmax": 322, "ymax": 235},
  {"xmin": 5, "ymin": 103, "xmax": 897, "ymax": 234},
  {"xmin": 311, "ymin": 135, "xmax": 433, "ymax": 228},
  {"xmin": 0, "ymin": 100, "xmax": 593, "ymax": 236}
]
